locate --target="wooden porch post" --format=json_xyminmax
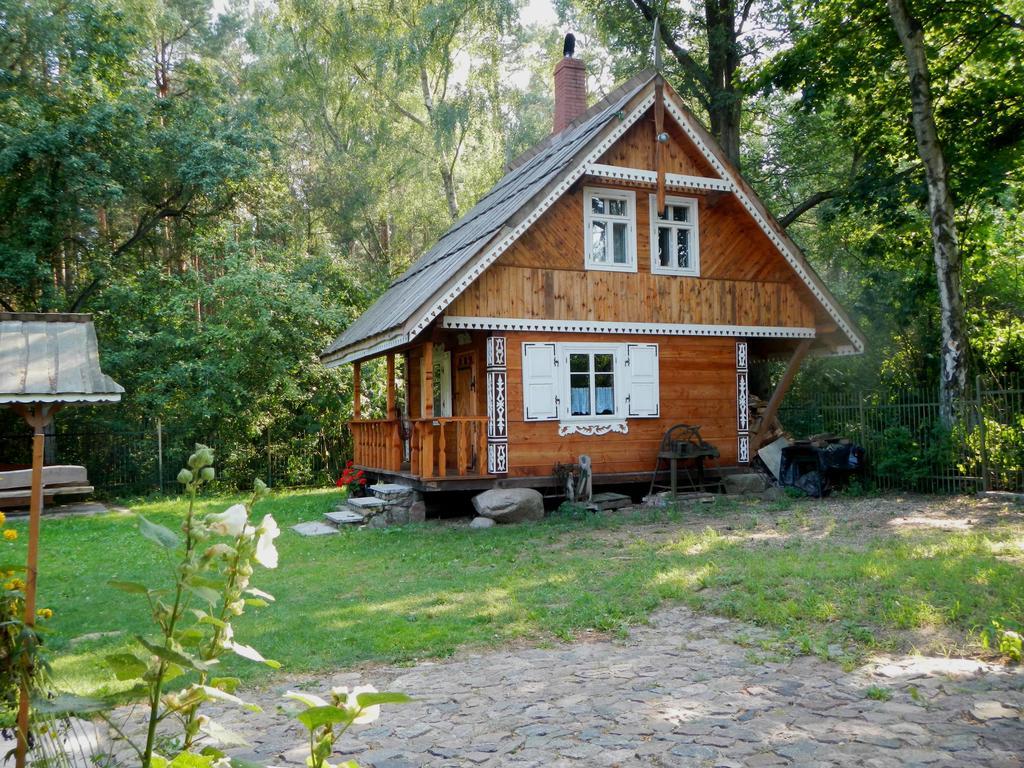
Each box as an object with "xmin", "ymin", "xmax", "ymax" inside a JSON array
[
  {"xmin": 421, "ymin": 343, "xmax": 434, "ymax": 478},
  {"xmin": 752, "ymin": 338, "xmax": 812, "ymax": 452},
  {"xmin": 352, "ymin": 361, "xmax": 362, "ymax": 420},
  {"xmin": 12, "ymin": 403, "xmax": 57, "ymax": 768},
  {"xmin": 386, "ymin": 353, "xmax": 400, "ymax": 470}
]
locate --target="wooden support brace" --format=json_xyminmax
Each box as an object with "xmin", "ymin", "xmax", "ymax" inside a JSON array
[
  {"xmin": 352, "ymin": 361, "xmax": 362, "ymax": 420},
  {"xmin": 654, "ymin": 75, "xmax": 666, "ymax": 217},
  {"xmin": 752, "ymin": 338, "xmax": 812, "ymax": 452}
]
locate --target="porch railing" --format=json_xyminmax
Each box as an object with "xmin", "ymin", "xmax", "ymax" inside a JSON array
[
  {"xmin": 349, "ymin": 419, "xmax": 402, "ymax": 473},
  {"xmin": 411, "ymin": 417, "xmax": 489, "ymax": 480}
]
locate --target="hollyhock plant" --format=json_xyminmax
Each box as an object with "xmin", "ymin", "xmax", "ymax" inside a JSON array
[{"xmin": 336, "ymin": 460, "xmax": 367, "ymax": 497}]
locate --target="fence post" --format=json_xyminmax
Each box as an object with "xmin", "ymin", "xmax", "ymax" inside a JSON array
[
  {"xmin": 976, "ymin": 374, "xmax": 990, "ymax": 492},
  {"xmin": 156, "ymin": 418, "xmax": 164, "ymax": 494}
]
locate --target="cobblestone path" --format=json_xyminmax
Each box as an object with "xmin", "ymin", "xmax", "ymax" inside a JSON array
[{"xmin": 215, "ymin": 607, "xmax": 1023, "ymax": 767}]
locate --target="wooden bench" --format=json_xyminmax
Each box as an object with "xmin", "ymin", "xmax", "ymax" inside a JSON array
[{"xmin": 0, "ymin": 465, "xmax": 94, "ymax": 509}]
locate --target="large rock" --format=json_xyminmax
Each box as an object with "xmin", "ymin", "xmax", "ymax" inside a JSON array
[
  {"xmin": 472, "ymin": 488, "xmax": 544, "ymax": 524},
  {"xmin": 408, "ymin": 500, "xmax": 426, "ymax": 523},
  {"xmin": 469, "ymin": 516, "xmax": 495, "ymax": 529},
  {"xmin": 722, "ymin": 473, "xmax": 769, "ymax": 495}
]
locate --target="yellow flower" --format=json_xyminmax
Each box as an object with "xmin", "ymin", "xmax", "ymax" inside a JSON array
[
  {"xmin": 3, "ymin": 582, "xmax": 12, "ymax": 591},
  {"xmin": 0, "ymin": 511, "xmax": 6, "ymax": 525},
  {"xmin": 10, "ymin": 578, "xmax": 25, "ymax": 590},
  {"xmin": 3, "ymin": 529, "xmax": 17, "ymax": 541},
  {"xmin": 36, "ymin": 608, "xmax": 53, "ymax": 619}
]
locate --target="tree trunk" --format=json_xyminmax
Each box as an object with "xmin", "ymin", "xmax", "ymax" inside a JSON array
[
  {"xmin": 418, "ymin": 64, "xmax": 459, "ymax": 221},
  {"xmin": 887, "ymin": 0, "xmax": 967, "ymax": 426},
  {"xmin": 704, "ymin": 0, "xmax": 742, "ymax": 168}
]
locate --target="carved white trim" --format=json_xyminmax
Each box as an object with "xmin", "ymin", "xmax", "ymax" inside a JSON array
[
  {"xmin": 487, "ymin": 442, "xmax": 508, "ymax": 473},
  {"xmin": 736, "ymin": 340, "xmax": 749, "ymax": 464},
  {"xmin": 558, "ymin": 420, "xmax": 629, "ymax": 437},
  {"xmin": 662, "ymin": 96, "xmax": 863, "ymax": 354},
  {"xmin": 587, "ymin": 163, "xmax": 734, "ymax": 192},
  {"xmin": 485, "ymin": 336, "xmax": 506, "ymax": 368},
  {"xmin": 442, "ymin": 316, "xmax": 816, "ymax": 339},
  {"xmin": 408, "ymin": 94, "xmax": 656, "ymax": 339},
  {"xmin": 486, "ymin": 335, "xmax": 509, "ymax": 473}
]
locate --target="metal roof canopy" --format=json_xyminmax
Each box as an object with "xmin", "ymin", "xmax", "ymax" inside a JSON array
[
  {"xmin": 0, "ymin": 312, "xmax": 124, "ymax": 404},
  {"xmin": 0, "ymin": 311, "xmax": 122, "ymax": 768}
]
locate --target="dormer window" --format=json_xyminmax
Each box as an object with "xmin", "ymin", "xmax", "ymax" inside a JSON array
[
  {"xmin": 584, "ymin": 187, "xmax": 637, "ymax": 272},
  {"xmin": 650, "ymin": 194, "xmax": 700, "ymax": 276}
]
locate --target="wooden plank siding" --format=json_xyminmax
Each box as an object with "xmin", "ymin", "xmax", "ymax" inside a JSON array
[
  {"xmin": 448, "ymin": 183, "xmax": 817, "ymax": 327},
  {"xmin": 503, "ymin": 332, "xmax": 739, "ymax": 477},
  {"xmin": 598, "ymin": 109, "xmax": 720, "ymax": 179}
]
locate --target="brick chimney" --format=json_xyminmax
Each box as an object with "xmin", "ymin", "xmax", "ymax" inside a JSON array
[{"xmin": 553, "ymin": 39, "xmax": 586, "ymax": 134}]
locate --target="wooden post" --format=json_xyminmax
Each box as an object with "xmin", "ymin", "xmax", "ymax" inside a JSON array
[
  {"xmin": 13, "ymin": 403, "xmax": 56, "ymax": 768},
  {"xmin": 752, "ymin": 338, "xmax": 812, "ymax": 452},
  {"xmin": 156, "ymin": 417, "xmax": 164, "ymax": 493},
  {"xmin": 386, "ymin": 353, "xmax": 396, "ymax": 419},
  {"xmin": 654, "ymin": 73, "xmax": 666, "ymax": 217},
  {"xmin": 352, "ymin": 361, "xmax": 362, "ymax": 420},
  {"xmin": 977, "ymin": 374, "xmax": 990, "ymax": 492},
  {"xmin": 386, "ymin": 353, "xmax": 399, "ymax": 469},
  {"xmin": 421, "ymin": 343, "xmax": 434, "ymax": 478}
]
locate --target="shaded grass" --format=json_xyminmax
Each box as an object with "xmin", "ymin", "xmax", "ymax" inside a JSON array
[{"xmin": 2, "ymin": 490, "xmax": 1021, "ymax": 696}]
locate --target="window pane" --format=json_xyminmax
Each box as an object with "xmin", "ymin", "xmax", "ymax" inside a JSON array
[
  {"xmin": 595, "ymin": 373, "xmax": 615, "ymax": 415},
  {"xmin": 608, "ymin": 198, "xmax": 626, "ymax": 216},
  {"xmin": 590, "ymin": 221, "xmax": 607, "ymax": 262},
  {"xmin": 570, "ymin": 374, "xmax": 591, "ymax": 415},
  {"xmin": 569, "ymin": 353, "xmax": 590, "ymax": 373},
  {"xmin": 657, "ymin": 226, "xmax": 671, "ymax": 268},
  {"xmin": 676, "ymin": 228, "xmax": 690, "ymax": 269},
  {"xmin": 672, "ymin": 205, "xmax": 688, "ymax": 222},
  {"xmin": 591, "ymin": 196, "xmax": 606, "ymax": 214},
  {"xmin": 612, "ymin": 222, "xmax": 628, "ymax": 263},
  {"xmin": 594, "ymin": 353, "xmax": 613, "ymax": 372}
]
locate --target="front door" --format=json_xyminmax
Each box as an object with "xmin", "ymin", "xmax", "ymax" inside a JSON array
[{"xmin": 454, "ymin": 352, "xmax": 477, "ymax": 416}]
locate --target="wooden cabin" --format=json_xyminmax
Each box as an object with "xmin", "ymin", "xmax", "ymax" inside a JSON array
[{"xmin": 320, "ymin": 54, "xmax": 864, "ymax": 493}]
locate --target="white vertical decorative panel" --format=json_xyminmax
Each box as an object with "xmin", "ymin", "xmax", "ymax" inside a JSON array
[
  {"xmin": 736, "ymin": 341, "xmax": 749, "ymax": 464},
  {"xmin": 486, "ymin": 336, "xmax": 508, "ymax": 474},
  {"xmin": 625, "ymin": 343, "xmax": 660, "ymax": 417},
  {"xmin": 521, "ymin": 342, "xmax": 559, "ymax": 421}
]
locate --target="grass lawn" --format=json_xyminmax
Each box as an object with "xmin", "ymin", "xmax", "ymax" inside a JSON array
[{"xmin": 3, "ymin": 488, "xmax": 1021, "ymax": 697}]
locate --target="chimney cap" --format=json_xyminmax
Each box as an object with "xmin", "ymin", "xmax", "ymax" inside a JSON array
[{"xmin": 562, "ymin": 33, "xmax": 575, "ymax": 58}]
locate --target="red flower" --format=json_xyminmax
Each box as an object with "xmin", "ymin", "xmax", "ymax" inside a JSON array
[
  {"xmin": 346, "ymin": 459, "xmax": 354, "ymax": 468},
  {"xmin": 335, "ymin": 477, "xmax": 345, "ymax": 487},
  {"xmin": 358, "ymin": 477, "xmax": 367, "ymax": 485}
]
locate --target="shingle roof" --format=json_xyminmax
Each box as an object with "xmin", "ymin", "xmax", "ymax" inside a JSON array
[
  {"xmin": 0, "ymin": 313, "xmax": 124, "ymax": 404},
  {"xmin": 322, "ymin": 71, "xmax": 656, "ymax": 362}
]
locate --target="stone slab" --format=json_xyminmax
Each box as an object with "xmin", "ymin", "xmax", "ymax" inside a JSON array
[
  {"xmin": 347, "ymin": 496, "xmax": 386, "ymax": 510},
  {"xmin": 586, "ymin": 492, "xmax": 632, "ymax": 511},
  {"xmin": 370, "ymin": 483, "xmax": 415, "ymax": 496},
  {"xmin": 291, "ymin": 521, "xmax": 339, "ymax": 537},
  {"xmin": 326, "ymin": 509, "xmax": 365, "ymax": 525}
]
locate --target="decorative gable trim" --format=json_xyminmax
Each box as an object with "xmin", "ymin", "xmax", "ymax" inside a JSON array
[
  {"xmin": 586, "ymin": 163, "xmax": 733, "ymax": 193},
  {"xmin": 661, "ymin": 96, "xmax": 863, "ymax": 354},
  {"xmin": 407, "ymin": 93, "xmax": 656, "ymax": 340},
  {"xmin": 441, "ymin": 315, "xmax": 816, "ymax": 340}
]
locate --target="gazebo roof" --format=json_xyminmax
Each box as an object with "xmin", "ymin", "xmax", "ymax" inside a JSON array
[{"xmin": 0, "ymin": 313, "xmax": 124, "ymax": 404}]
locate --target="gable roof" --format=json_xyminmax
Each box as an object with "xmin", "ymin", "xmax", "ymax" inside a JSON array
[
  {"xmin": 322, "ymin": 71, "xmax": 864, "ymax": 365},
  {"xmin": 0, "ymin": 313, "xmax": 124, "ymax": 404}
]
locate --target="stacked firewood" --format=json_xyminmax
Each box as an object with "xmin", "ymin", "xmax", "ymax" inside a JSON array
[{"xmin": 748, "ymin": 396, "xmax": 787, "ymax": 443}]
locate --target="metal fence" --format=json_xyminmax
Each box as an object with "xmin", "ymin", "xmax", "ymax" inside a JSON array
[
  {"xmin": 0, "ymin": 422, "xmax": 351, "ymax": 497},
  {"xmin": 780, "ymin": 374, "xmax": 1024, "ymax": 493}
]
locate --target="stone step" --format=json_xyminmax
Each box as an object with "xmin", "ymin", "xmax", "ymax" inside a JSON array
[
  {"xmin": 292, "ymin": 521, "xmax": 340, "ymax": 537},
  {"xmin": 346, "ymin": 496, "xmax": 386, "ymax": 511},
  {"xmin": 586, "ymin": 492, "xmax": 632, "ymax": 512},
  {"xmin": 325, "ymin": 508, "xmax": 366, "ymax": 525},
  {"xmin": 369, "ymin": 482, "xmax": 416, "ymax": 501}
]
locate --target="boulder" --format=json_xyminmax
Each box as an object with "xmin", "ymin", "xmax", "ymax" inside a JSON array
[
  {"xmin": 469, "ymin": 516, "xmax": 495, "ymax": 529},
  {"xmin": 472, "ymin": 488, "xmax": 544, "ymax": 524},
  {"xmin": 408, "ymin": 500, "xmax": 426, "ymax": 523},
  {"xmin": 722, "ymin": 473, "xmax": 769, "ymax": 495},
  {"xmin": 386, "ymin": 506, "xmax": 410, "ymax": 526},
  {"xmin": 367, "ymin": 515, "xmax": 388, "ymax": 529}
]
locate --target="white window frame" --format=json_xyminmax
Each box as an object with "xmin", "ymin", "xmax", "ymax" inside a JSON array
[
  {"xmin": 560, "ymin": 343, "xmax": 626, "ymax": 424},
  {"xmin": 649, "ymin": 194, "xmax": 700, "ymax": 277},
  {"xmin": 583, "ymin": 187, "xmax": 637, "ymax": 273}
]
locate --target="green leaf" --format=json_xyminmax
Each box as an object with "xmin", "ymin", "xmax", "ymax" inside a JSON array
[
  {"xmin": 228, "ymin": 759, "xmax": 266, "ymax": 768},
  {"xmin": 209, "ymin": 676, "xmax": 241, "ymax": 694},
  {"xmin": 176, "ymin": 627, "xmax": 205, "ymax": 647},
  {"xmin": 198, "ymin": 614, "xmax": 227, "ymax": 629},
  {"xmin": 108, "ymin": 580, "xmax": 150, "ymax": 595},
  {"xmin": 168, "ymin": 752, "xmax": 215, "ymax": 768},
  {"xmin": 338, "ymin": 762, "xmax": 361, "ymax": 768},
  {"xmin": 296, "ymin": 705, "xmax": 355, "ymax": 731},
  {"xmin": 139, "ymin": 516, "xmax": 180, "ymax": 549},
  {"xmin": 199, "ymin": 718, "xmax": 250, "ymax": 747},
  {"xmin": 244, "ymin": 598, "xmax": 269, "ymax": 608},
  {"xmin": 105, "ymin": 652, "xmax": 146, "ymax": 681},
  {"xmin": 355, "ymin": 692, "xmax": 413, "ymax": 707},
  {"xmin": 32, "ymin": 692, "xmax": 108, "ymax": 715},
  {"xmin": 136, "ymin": 636, "xmax": 208, "ymax": 671},
  {"xmin": 199, "ymin": 685, "xmax": 262, "ymax": 713},
  {"xmin": 186, "ymin": 584, "xmax": 221, "ymax": 605}
]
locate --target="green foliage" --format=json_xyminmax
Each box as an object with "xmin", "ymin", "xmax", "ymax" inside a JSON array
[
  {"xmin": 865, "ymin": 685, "xmax": 893, "ymax": 702},
  {"xmin": 981, "ymin": 619, "xmax": 1023, "ymax": 664}
]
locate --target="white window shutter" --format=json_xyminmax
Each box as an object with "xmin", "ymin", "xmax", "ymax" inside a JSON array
[
  {"xmin": 522, "ymin": 343, "xmax": 559, "ymax": 421},
  {"xmin": 626, "ymin": 343, "xmax": 660, "ymax": 417}
]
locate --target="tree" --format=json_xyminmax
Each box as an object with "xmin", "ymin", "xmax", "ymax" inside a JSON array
[{"xmin": 887, "ymin": 0, "xmax": 966, "ymax": 423}]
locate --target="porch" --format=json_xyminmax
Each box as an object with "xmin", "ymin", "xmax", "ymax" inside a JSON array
[{"xmin": 347, "ymin": 331, "xmax": 496, "ymax": 482}]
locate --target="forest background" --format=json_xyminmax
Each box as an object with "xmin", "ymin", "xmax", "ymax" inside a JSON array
[{"xmin": 1, "ymin": 0, "xmax": 1021, "ymax": 489}]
